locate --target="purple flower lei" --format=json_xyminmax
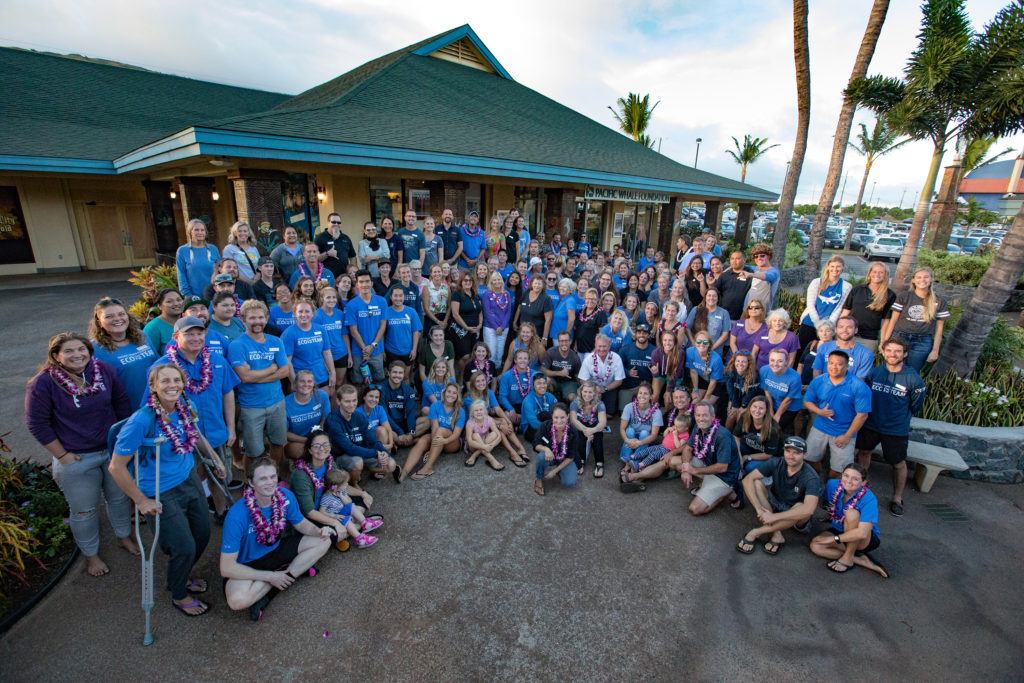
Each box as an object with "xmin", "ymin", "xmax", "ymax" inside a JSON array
[
  {"xmin": 691, "ymin": 418, "xmax": 721, "ymax": 462},
  {"xmin": 549, "ymin": 422, "xmax": 569, "ymax": 462},
  {"xmin": 512, "ymin": 368, "xmax": 530, "ymax": 397},
  {"xmin": 166, "ymin": 344, "xmax": 213, "ymax": 394},
  {"xmin": 146, "ymin": 393, "xmax": 200, "ymax": 456},
  {"xmin": 48, "ymin": 360, "xmax": 105, "ymax": 397},
  {"xmin": 829, "ymin": 483, "xmax": 869, "ymax": 527},
  {"xmin": 244, "ymin": 486, "xmax": 288, "ymax": 546},
  {"xmin": 631, "ymin": 396, "xmax": 659, "ymax": 424},
  {"xmin": 294, "ymin": 455, "xmax": 334, "ymax": 492}
]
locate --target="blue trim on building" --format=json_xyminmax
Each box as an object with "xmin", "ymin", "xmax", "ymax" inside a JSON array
[
  {"xmin": 410, "ymin": 25, "xmax": 513, "ymax": 81},
  {"xmin": 113, "ymin": 127, "xmax": 776, "ymax": 202},
  {"xmin": 0, "ymin": 155, "xmax": 116, "ymax": 174}
]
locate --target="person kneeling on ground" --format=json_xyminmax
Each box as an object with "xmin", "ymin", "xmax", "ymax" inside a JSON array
[
  {"xmin": 533, "ymin": 404, "xmax": 578, "ymax": 496},
  {"xmin": 809, "ymin": 462, "xmax": 889, "ymax": 578},
  {"xmin": 737, "ymin": 436, "xmax": 820, "ymax": 555},
  {"xmin": 679, "ymin": 401, "xmax": 742, "ymax": 515},
  {"xmin": 221, "ymin": 457, "xmax": 332, "ymax": 621}
]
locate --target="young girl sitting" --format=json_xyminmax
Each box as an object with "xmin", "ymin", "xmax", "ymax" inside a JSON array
[
  {"xmin": 422, "ymin": 358, "xmax": 455, "ymax": 417},
  {"xmin": 620, "ymin": 411, "xmax": 692, "ymax": 490},
  {"xmin": 319, "ymin": 469, "xmax": 382, "ymax": 549},
  {"xmin": 723, "ymin": 350, "xmax": 760, "ymax": 431},
  {"xmin": 465, "ymin": 369, "xmax": 528, "ymax": 466},
  {"xmin": 464, "ymin": 399, "xmax": 506, "ymax": 471}
]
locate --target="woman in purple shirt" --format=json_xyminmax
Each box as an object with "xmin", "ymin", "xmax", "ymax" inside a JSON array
[
  {"xmin": 481, "ymin": 271, "xmax": 514, "ymax": 364},
  {"xmin": 755, "ymin": 308, "xmax": 801, "ymax": 370},
  {"xmin": 730, "ymin": 299, "xmax": 768, "ymax": 365},
  {"xmin": 25, "ymin": 332, "xmax": 138, "ymax": 577}
]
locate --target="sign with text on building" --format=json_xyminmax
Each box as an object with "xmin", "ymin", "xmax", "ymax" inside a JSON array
[{"xmin": 585, "ymin": 185, "xmax": 670, "ymax": 204}]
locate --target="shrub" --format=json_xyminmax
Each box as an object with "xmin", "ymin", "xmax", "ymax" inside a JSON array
[
  {"xmin": 776, "ymin": 288, "xmax": 806, "ymax": 331},
  {"xmin": 939, "ymin": 308, "xmax": 1024, "ymax": 370},
  {"xmin": 127, "ymin": 264, "xmax": 179, "ymax": 324},
  {"xmin": 917, "ymin": 249, "xmax": 1024, "ymax": 288},
  {"xmin": 920, "ymin": 366, "xmax": 1024, "ymax": 427}
]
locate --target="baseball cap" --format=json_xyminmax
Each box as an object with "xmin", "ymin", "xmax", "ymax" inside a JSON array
[
  {"xmin": 468, "ymin": 210, "xmax": 480, "ymax": 217},
  {"xmin": 783, "ymin": 436, "xmax": 807, "ymax": 453},
  {"xmin": 185, "ymin": 296, "xmax": 210, "ymax": 309},
  {"xmin": 635, "ymin": 323, "xmax": 651, "ymax": 332},
  {"xmin": 173, "ymin": 316, "xmax": 206, "ymax": 333},
  {"xmin": 214, "ymin": 273, "xmax": 234, "ymax": 284},
  {"xmin": 529, "ymin": 257, "xmax": 543, "ymax": 267}
]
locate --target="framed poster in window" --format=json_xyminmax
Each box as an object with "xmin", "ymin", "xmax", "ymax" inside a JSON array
[{"xmin": 0, "ymin": 186, "xmax": 35, "ymax": 264}]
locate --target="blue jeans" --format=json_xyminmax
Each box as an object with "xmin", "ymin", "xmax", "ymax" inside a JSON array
[
  {"xmin": 619, "ymin": 426, "xmax": 651, "ymax": 461},
  {"xmin": 536, "ymin": 457, "xmax": 578, "ymax": 487},
  {"xmin": 893, "ymin": 331, "xmax": 932, "ymax": 372}
]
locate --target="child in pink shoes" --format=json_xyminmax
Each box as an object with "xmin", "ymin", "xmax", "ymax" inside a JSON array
[{"xmin": 319, "ymin": 469, "xmax": 382, "ymax": 548}]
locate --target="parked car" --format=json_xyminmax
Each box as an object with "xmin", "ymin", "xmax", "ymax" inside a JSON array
[
  {"xmin": 850, "ymin": 227, "xmax": 877, "ymax": 249},
  {"xmin": 824, "ymin": 228, "xmax": 845, "ymax": 250},
  {"xmin": 946, "ymin": 244, "xmax": 962, "ymax": 255},
  {"xmin": 720, "ymin": 222, "xmax": 735, "ymax": 238},
  {"xmin": 960, "ymin": 236, "xmax": 982, "ymax": 255},
  {"xmin": 863, "ymin": 236, "xmax": 904, "ymax": 262}
]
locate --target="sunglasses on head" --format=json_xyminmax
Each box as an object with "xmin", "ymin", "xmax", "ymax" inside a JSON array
[{"xmin": 97, "ymin": 297, "xmax": 123, "ymax": 306}]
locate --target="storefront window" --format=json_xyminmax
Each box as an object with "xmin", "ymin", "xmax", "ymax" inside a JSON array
[
  {"xmin": 514, "ymin": 186, "xmax": 539, "ymax": 235},
  {"xmin": 466, "ymin": 182, "xmax": 482, "ymax": 222},
  {"xmin": 0, "ymin": 186, "xmax": 35, "ymax": 264},
  {"xmin": 370, "ymin": 178, "xmax": 402, "ymax": 226},
  {"xmin": 584, "ymin": 200, "xmax": 604, "ymax": 247},
  {"xmin": 406, "ymin": 180, "xmax": 429, "ymax": 228}
]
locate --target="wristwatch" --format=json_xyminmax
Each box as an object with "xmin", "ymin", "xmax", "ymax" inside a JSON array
[{"xmin": 833, "ymin": 534, "xmax": 841, "ymax": 544}]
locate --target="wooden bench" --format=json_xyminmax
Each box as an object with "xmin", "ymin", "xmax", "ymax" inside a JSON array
[{"xmin": 874, "ymin": 441, "xmax": 968, "ymax": 493}]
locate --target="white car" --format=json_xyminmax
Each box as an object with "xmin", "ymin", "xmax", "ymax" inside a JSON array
[{"xmin": 864, "ymin": 236, "xmax": 904, "ymax": 262}]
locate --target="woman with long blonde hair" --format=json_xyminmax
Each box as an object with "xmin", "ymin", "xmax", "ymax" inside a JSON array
[
  {"xmin": 881, "ymin": 266, "xmax": 950, "ymax": 371},
  {"xmin": 840, "ymin": 261, "xmax": 895, "ymax": 353},
  {"xmin": 797, "ymin": 255, "xmax": 851, "ymax": 354},
  {"xmin": 223, "ymin": 221, "xmax": 262, "ymax": 283}
]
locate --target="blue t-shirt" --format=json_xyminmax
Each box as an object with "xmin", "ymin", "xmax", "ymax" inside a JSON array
[
  {"xmin": 429, "ymin": 401, "xmax": 466, "ymax": 431},
  {"xmin": 313, "ymin": 308, "xmax": 348, "ymax": 359},
  {"xmin": 344, "ymin": 294, "xmax": 387, "ymax": 357},
  {"xmin": 498, "ymin": 368, "xmax": 534, "ymax": 410},
  {"xmin": 113, "ymin": 406, "xmax": 196, "ymax": 496},
  {"xmin": 823, "ymin": 479, "xmax": 880, "ymax": 536},
  {"xmin": 208, "ymin": 316, "xmax": 246, "ymax": 342},
  {"xmin": 459, "ymin": 226, "xmax": 487, "ymax": 266},
  {"xmin": 147, "ymin": 352, "xmax": 240, "ymax": 448},
  {"xmin": 91, "ymin": 340, "xmax": 158, "ymax": 408},
  {"xmin": 551, "ymin": 297, "xmax": 575, "ymax": 339},
  {"xmin": 285, "ymin": 389, "xmax": 330, "ymax": 437},
  {"xmin": 497, "ymin": 264, "xmax": 514, "ymax": 280},
  {"xmin": 804, "ymin": 280, "xmax": 845, "ymax": 325},
  {"xmin": 463, "ymin": 390, "xmax": 499, "ymax": 416},
  {"xmin": 268, "ymin": 305, "xmax": 295, "ymax": 330},
  {"xmin": 383, "ymin": 306, "xmax": 423, "ymax": 356},
  {"xmin": 546, "ymin": 288, "xmax": 562, "ymax": 309},
  {"xmin": 685, "ymin": 347, "xmax": 725, "ymax": 382},
  {"xmin": 639, "ymin": 256, "xmax": 655, "ymax": 271},
  {"xmin": 422, "ymin": 378, "xmax": 453, "ymax": 407},
  {"xmin": 221, "ymin": 487, "xmax": 305, "ymax": 564},
  {"xmin": 803, "ymin": 372, "xmax": 873, "ymax": 437},
  {"xmin": 758, "ymin": 365, "xmax": 803, "ymax": 412},
  {"xmin": 228, "ymin": 333, "xmax": 288, "ymax": 408},
  {"xmin": 204, "ymin": 330, "xmax": 231, "ymax": 358},
  {"xmin": 397, "ymin": 228, "xmax": 427, "ymax": 263},
  {"xmin": 577, "ymin": 241, "xmax": 592, "ymax": 258},
  {"xmin": 281, "ymin": 324, "xmax": 329, "ymax": 384},
  {"xmin": 812, "ymin": 341, "xmax": 874, "ymax": 379},
  {"xmin": 600, "ymin": 324, "xmax": 632, "ymax": 354},
  {"xmin": 357, "ymin": 404, "xmax": 389, "ymax": 433}
]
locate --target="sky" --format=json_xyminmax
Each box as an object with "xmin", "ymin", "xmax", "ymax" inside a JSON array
[{"xmin": 2, "ymin": 0, "xmax": 1021, "ymax": 207}]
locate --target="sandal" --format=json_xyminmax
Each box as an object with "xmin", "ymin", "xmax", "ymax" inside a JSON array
[
  {"xmin": 534, "ymin": 479, "xmax": 545, "ymax": 496},
  {"xmin": 827, "ymin": 560, "xmax": 853, "ymax": 574},
  {"xmin": 354, "ymin": 534, "xmax": 378, "ymax": 549},
  {"xmin": 186, "ymin": 578, "xmax": 208, "ymax": 594},
  {"xmin": 519, "ymin": 452, "xmax": 530, "ymax": 463},
  {"xmin": 763, "ymin": 541, "xmax": 784, "ymax": 556},
  {"xmin": 594, "ymin": 463, "xmax": 604, "ymax": 478},
  {"xmin": 172, "ymin": 598, "xmax": 209, "ymax": 617},
  {"xmin": 487, "ymin": 461, "xmax": 505, "ymax": 472},
  {"xmin": 511, "ymin": 455, "xmax": 527, "ymax": 468},
  {"xmin": 736, "ymin": 536, "xmax": 756, "ymax": 554},
  {"xmin": 464, "ymin": 456, "xmax": 478, "ymax": 467}
]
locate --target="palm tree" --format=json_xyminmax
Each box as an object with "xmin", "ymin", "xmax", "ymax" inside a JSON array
[
  {"xmin": 802, "ymin": 0, "xmax": 891, "ymax": 280},
  {"xmin": 847, "ymin": 0, "xmax": 1024, "ymax": 291},
  {"xmin": 926, "ymin": 135, "xmax": 1013, "ymax": 249},
  {"xmin": 843, "ymin": 118, "xmax": 908, "ymax": 251},
  {"xmin": 726, "ymin": 135, "xmax": 780, "ymax": 183},
  {"xmin": 608, "ymin": 93, "xmax": 659, "ymax": 148},
  {"xmin": 772, "ymin": 0, "xmax": 811, "ymax": 269}
]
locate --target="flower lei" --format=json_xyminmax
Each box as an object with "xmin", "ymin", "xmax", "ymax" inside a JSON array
[
  {"xmin": 512, "ymin": 368, "xmax": 530, "ymax": 398},
  {"xmin": 691, "ymin": 418, "xmax": 721, "ymax": 462},
  {"xmin": 576, "ymin": 400, "xmax": 598, "ymax": 426},
  {"xmin": 234, "ymin": 294, "xmax": 242, "ymax": 318},
  {"xmin": 473, "ymin": 359, "xmax": 492, "ymax": 387},
  {"xmin": 590, "ymin": 352, "xmax": 613, "ymax": 385},
  {"xmin": 578, "ymin": 305, "xmax": 600, "ymax": 324},
  {"xmin": 166, "ymin": 344, "xmax": 213, "ymax": 394},
  {"xmin": 488, "ymin": 289, "xmax": 510, "ymax": 312},
  {"xmin": 463, "ymin": 224, "xmax": 482, "ymax": 238},
  {"xmin": 300, "ymin": 261, "xmax": 326, "ymax": 282},
  {"xmin": 631, "ymin": 396, "xmax": 660, "ymax": 425},
  {"xmin": 829, "ymin": 483, "xmax": 869, "ymax": 527},
  {"xmin": 549, "ymin": 422, "xmax": 569, "ymax": 463},
  {"xmin": 48, "ymin": 360, "xmax": 105, "ymax": 398},
  {"xmin": 658, "ymin": 319, "xmax": 683, "ymax": 337},
  {"xmin": 294, "ymin": 456, "xmax": 334, "ymax": 492},
  {"xmin": 667, "ymin": 404, "xmax": 693, "ymax": 426},
  {"xmin": 244, "ymin": 486, "xmax": 288, "ymax": 546},
  {"xmin": 146, "ymin": 394, "xmax": 200, "ymax": 456}
]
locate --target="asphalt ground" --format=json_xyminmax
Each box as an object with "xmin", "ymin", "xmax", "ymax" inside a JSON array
[{"xmin": 1, "ymin": 278, "xmax": 1023, "ymax": 681}]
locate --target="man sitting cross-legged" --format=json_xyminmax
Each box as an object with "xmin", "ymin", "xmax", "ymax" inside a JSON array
[{"xmin": 737, "ymin": 436, "xmax": 820, "ymax": 556}]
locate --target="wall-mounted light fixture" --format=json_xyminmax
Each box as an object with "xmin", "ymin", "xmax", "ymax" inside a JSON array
[
  {"xmin": 316, "ymin": 186, "xmax": 326, "ymax": 202},
  {"xmin": 212, "ymin": 191, "xmax": 220, "ymax": 201},
  {"xmin": 169, "ymin": 190, "xmax": 177, "ymax": 199}
]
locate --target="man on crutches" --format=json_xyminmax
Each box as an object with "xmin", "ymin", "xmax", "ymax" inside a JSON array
[{"xmin": 110, "ymin": 365, "xmax": 225, "ymax": 621}]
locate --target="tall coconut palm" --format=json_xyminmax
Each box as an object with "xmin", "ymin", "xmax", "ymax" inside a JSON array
[
  {"xmin": 802, "ymin": 0, "xmax": 891, "ymax": 281},
  {"xmin": 843, "ymin": 118, "xmax": 909, "ymax": 251},
  {"xmin": 847, "ymin": 0, "xmax": 1024, "ymax": 291},
  {"xmin": 726, "ymin": 135, "xmax": 780, "ymax": 183},
  {"xmin": 608, "ymin": 93, "xmax": 659, "ymax": 148},
  {"xmin": 772, "ymin": 0, "xmax": 812, "ymax": 269}
]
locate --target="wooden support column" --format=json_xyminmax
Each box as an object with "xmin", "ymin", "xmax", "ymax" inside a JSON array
[{"xmin": 735, "ymin": 202, "xmax": 754, "ymax": 246}]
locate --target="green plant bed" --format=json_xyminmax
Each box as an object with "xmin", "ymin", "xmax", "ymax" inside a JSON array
[
  {"xmin": 920, "ymin": 365, "xmax": 1024, "ymax": 427},
  {"xmin": 0, "ymin": 457, "xmax": 75, "ymax": 625},
  {"xmin": 917, "ymin": 249, "xmax": 1024, "ymax": 288}
]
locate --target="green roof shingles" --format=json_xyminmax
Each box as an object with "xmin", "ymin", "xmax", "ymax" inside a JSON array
[{"xmin": 0, "ymin": 47, "xmax": 287, "ymax": 160}]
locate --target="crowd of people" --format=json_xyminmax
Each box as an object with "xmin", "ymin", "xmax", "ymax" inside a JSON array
[{"xmin": 26, "ymin": 209, "xmax": 944, "ymax": 618}]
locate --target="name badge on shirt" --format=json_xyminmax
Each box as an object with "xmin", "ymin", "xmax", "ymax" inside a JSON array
[
  {"xmin": 270, "ymin": 347, "xmax": 280, "ymax": 352},
  {"xmin": 136, "ymin": 345, "xmax": 151, "ymax": 352}
]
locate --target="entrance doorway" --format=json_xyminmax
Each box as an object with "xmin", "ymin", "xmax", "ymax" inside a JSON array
[{"xmin": 77, "ymin": 202, "xmax": 155, "ymax": 269}]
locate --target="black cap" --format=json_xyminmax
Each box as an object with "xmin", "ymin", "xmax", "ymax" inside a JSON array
[{"xmin": 784, "ymin": 436, "xmax": 807, "ymax": 453}]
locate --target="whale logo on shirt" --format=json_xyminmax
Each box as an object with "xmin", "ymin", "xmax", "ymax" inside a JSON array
[{"xmin": 818, "ymin": 291, "xmax": 843, "ymax": 306}]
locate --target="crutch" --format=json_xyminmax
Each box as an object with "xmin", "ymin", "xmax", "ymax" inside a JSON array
[
  {"xmin": 196, "ymin": 441, "xmax": 234, "ymax": 504},
  {"xmin": 134, "ymin": 436, "xmax": 164, "ymax": 646}
]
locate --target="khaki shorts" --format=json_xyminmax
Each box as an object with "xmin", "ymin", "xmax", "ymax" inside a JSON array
[{"xmin": 695, "ymin": 472, "xmax": 733, "ymax": 506}]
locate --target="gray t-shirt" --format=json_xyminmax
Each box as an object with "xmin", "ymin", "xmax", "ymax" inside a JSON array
[
  {"xmin": 569, "ymin": 399, "xmax": 606, "ymax": 428},
  {"xmin": 755, "ymin": 457, "xmax": 820, "ymax": 510},
  {"xmin": 620, "ymin": 400, "xmax": 665, "ymax": 431},
  {"xmin": 891, "ymin": 290, "xmax": 950, "ymax": 336},
  {"xmin": 543, "ymin": 347, "xmax": 581, "ymax": 377}
]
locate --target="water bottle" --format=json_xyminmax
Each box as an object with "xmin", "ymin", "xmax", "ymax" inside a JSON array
[{"xmin": 360, "ymin": 361, "xmax": 372, "ymax": 384}]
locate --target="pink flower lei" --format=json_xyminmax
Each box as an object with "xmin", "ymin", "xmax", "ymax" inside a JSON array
[
  {"xmin": 473, "ymin": 359, "xmax": 492, "ymax": 386},
  {"xmin": 578, "ymin": 305, "xmax": 600, "ymax": 323},
  {"xmin": 48, "ymin": 359, "xmax": 105, "ymax": 398},
  {"xmin": 829, "ymin": 483, "xmax": 869, "ymax": 527},
  {"xmin": 146, "ymin": 393, "xmax": 200, "ymax": 456},
  {"xmin": 691, "ymin": 418, "xmax": 721, "ymax": 462},
  {"xmin": 244, "ymin": 486, "xmax": 288, "ymax": 546},
  {"xmin": 512, "ymin": 368, "xmax": 531, "ymax": 397},
  {"xmin": 166, "ymin": 344, "xmax": 213, "ymax": 394},
  {"xmin": 590, "ymin": 353, "xmax": 613, "ymax": 384},
  {"xmin": 576, "ymin": 399, "xmax": 599, "ymax": 426},
  {"xmin": 488, "ymin": 289, "xmax": 510, "ymax": 312},
  {"xmin": 631, "ymin": 396, "xmax": 659, "ymax": 424},
  {"xmin": 300, "ymin": 261, "xmax": 326, "ymax": 282},
  {"xmin": 294, "ymin": 455, "xmax": 335, "ymax": 492},
  {"xmin": 549, "ymin": 421, "xmax": 569, "ymax": 462}
]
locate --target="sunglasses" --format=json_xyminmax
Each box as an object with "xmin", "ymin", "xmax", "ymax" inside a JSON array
[
  {"xmin": 329, "ymin": 220, "xmax": 342, "ymax": 225},
  {"xmin": 97, "ymin": 297, "xmax": 123, "ymax": 306},
  {"xmin": 695, "ymin": 340, "xmax": 710, "ymax": 345}
]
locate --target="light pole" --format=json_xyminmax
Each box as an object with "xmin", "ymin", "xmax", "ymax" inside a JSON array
[
  {"xmin": 694, "ymin": 138, "xmax": 702, "ymax": 168},
  {"xmin": 899, "ymin": 186, "xmax": 907, "ymax": 209},
  {"xmin": 837, "ymin": 171, "xmax": 849, "ymax": 214},
  {"xmin": 868, "ymin": 181, "xmax": 877, "ymax": 207}
]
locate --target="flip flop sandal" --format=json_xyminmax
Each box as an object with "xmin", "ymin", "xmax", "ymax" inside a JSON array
[
  {"xmin": 828, "ymin": 560, "xmax": 853, "ymax": 574},
  {"xmin": 173, "ymin": 598, "xmax": 209, "ymax": 617},
  {"xmin": 186, "ymin": 578, "xmax": 208, "ymax": 594},
  {"xmin": 392, "ymin": 467, "xmax": 402, "ymax": 484},
  {"xmin": 594, "ymin": 464, "xmax": 604, "ymax": 478},
  {"xmin": 487, "ymin": 461, "xmax": 505, "ymax": 472},
  {"xmin": 736, "ymin": 537, "xmax": 756, "ymax": 554},
  {"xmin": 762, "ymin": 541, "xmax": 784, "ymax": 556},
  {"xmin": 511, "ymin": 457, "xmax": 527, "ymax": 468},
  {"xmin": 464, "ymin": 457, "xmax": 478, "ymax": 467},
  {"xmin": 534, "ymin": 480, "xmax": 546, "ymax": 496},
  {"xmin": 519, "ymin": 452, "xmax": 531, "ymax": 463},
  {"xmin": 366, "ymin": 513, "xmax": 384, "ymax": 523}
]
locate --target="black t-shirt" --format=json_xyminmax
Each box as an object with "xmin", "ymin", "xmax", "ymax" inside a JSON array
[
  {"xmin": 739, "ymin": 426, "xmax": 784, "ymax": 458},
  {"xmin": 798, "ymin": 342, "xmax": 818, "ymax": 385},
  {"xmin": 462, "ymin": 358, "xmax": 498, "ymax": 385},
  {"xmin": 843, "ymin": 284, "xmax": 896, "ymax": 340},
  {"xmin": 373, "ymin": 277, "xmax": 393, "ymax": 298},
  {"xmin": 532, "ymin": 419, "xmax": 579, "ymax": 462},
  {"xmin": 252, "ymin": 278, "xmax": 282, "ymax": 306},
  {"xmin": 685, "ymin": 276, "xmax": 704, "ymax": 309},
  {"xmin": 542, "ymin": 347, "xmax": 581, "ymax": 377},
  {"xmin": 518, "ymin": 292, "xmax": 553, "ymax": 334},
  {"xmin": 755, "ymin": 457, "xmax": 821, "ymax": 510},
  {"xmin": 315, "ymin": 230, "xmax": 355, "ymax": 277},
  {"xmin": 716, "ymin": 269, "xmax": 753, "ymax": 320},
  {"xmin": 451, "ymin": 290, "xmax": 481, "ymax": 328},
  {"xmin": 618, "ymin": 342, "xmax": 653, "ymax": 389},
  {"xmin": 572, "ymin": 309, "xmax": 608, "ymax": 354}
]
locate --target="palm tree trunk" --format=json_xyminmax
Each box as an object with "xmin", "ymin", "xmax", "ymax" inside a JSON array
[
  {"xmin": 843, "ymin": 160, "xmax": 872, "ymax": 251},
  {"xmin": 741, "ymin": 165, "xmax": 747, "ymax": 183},
  {"xmin": 932, "ymin": 202, "xmax": 1024, "ymax": 377},
  {"xmin": 925, "ymin": 162, "xmax": 967, "ymax": 250},
  {"xmin": 892, "ymin": 141, "xmax": 945, "ymax": 292},
  {"xmin": 804, "ymin": 0, "xmax": 890, "ymax": 280},
  {"xmin": 772, "ymin": 0, "xmax": 811, "ymax": 270}
]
